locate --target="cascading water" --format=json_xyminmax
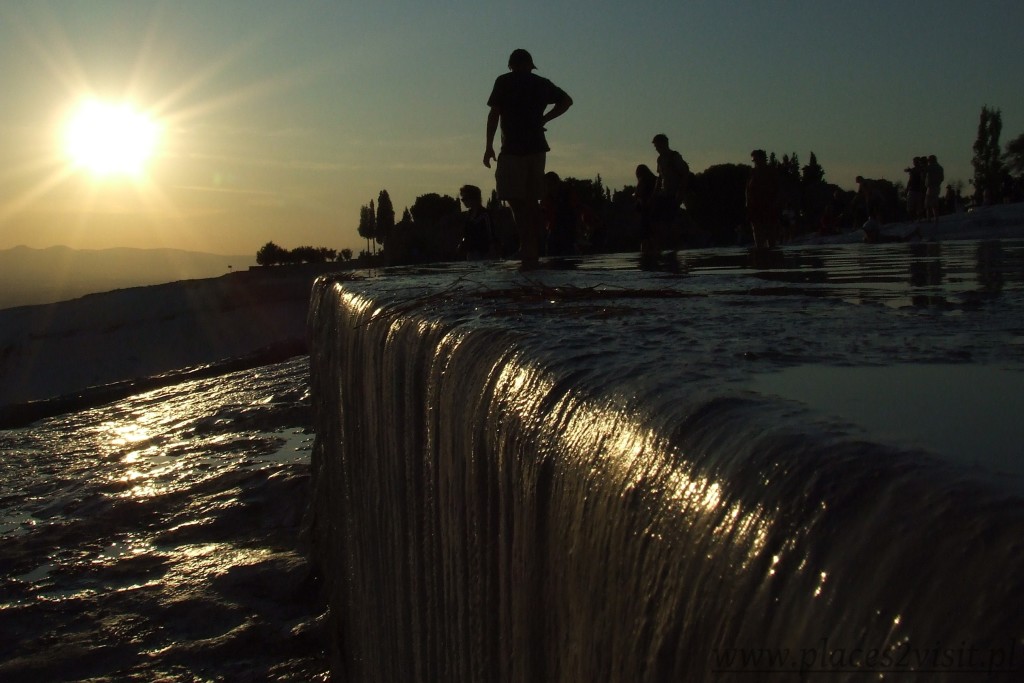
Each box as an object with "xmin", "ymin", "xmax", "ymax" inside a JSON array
[{"xmin": 308, "ymin": 251, "xmax": 1024, "ymax": 682}]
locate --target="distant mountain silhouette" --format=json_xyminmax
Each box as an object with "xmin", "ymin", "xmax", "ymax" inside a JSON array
[{"xmin": 0, "ymin": 245, "xmax": 255, "ymax": 309}]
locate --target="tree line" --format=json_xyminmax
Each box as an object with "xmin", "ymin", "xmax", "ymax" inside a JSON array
[
  {"xmin": 353, "ymin": 157, "xmax": 837, "ymax": 265},
  {"xmin": 256, "ymin": 105, "xmax": 1024, "ymax": 267},
  {"xmin": 255, "ymin": 242, "xmax": 353, "ymax": 267}
]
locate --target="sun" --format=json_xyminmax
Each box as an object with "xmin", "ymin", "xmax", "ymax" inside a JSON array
[{"xmin": 65, "ymin": 100, "xmax": 161, "ymax": 178}]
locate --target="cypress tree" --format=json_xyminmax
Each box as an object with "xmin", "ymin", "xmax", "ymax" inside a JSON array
[
  {"xmin": 376, "ymin": 190, "xmax": 395, "ymax": 247},
  {"xmin": 972, "ymin": 106, "xmax": 1004, "ymax": 202},
  {"xmin": 358, "ymin": 201, "xmax": 376, "ymax": 255}
]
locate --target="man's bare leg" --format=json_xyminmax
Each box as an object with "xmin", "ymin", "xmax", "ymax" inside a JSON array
[{"xmin": 508, "ymin": 198, "xmax": 541, "ymax": 267}]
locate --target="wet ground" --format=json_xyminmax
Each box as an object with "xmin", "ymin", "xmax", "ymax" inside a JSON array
[
  {"xmin": 308, "ymin": 238, "xmax": 1024, "ymax": 681},
  {"xmin": 338, "ymin": 238, "xmax": 1024, "ymax": 482},
  {"xmin": 0, "ymin": 357, "xmax": 328, "ymax": 682},
  {"xmin": 2, "ymin": 238, "xmax": 1023, "ymax": 681}
]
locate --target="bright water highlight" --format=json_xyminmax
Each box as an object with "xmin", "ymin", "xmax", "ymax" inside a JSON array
[
  {"xmin": 309, "ymin": 241, "xmax": 1024, "ymax": 681},
  {"xmin": 0, "ymin": 359, "xmax": 327, "ymax": 681}
]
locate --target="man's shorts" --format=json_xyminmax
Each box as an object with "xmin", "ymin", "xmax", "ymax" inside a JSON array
[{"xmin": 495, "ymin": 152, "xmax": 546, "ymax": 202}]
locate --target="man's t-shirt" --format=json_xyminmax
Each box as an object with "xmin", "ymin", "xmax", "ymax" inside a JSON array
[
  {"xmin": 656, "ymin": 150, "xmax": 690, "ymax": 202},
  {"xmin": 487, "ymin": 71, "xmax": 568, "ymax": 155}
]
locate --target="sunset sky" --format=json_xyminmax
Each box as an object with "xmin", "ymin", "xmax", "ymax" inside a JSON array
[{"xmin": 1, "ymin": 1, "xmax": 1022, "ymax": 257}]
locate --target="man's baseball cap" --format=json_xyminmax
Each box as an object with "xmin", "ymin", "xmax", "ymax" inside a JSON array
[{"xmin": 508, "ymin": 49, "xmax": 536, "ymax": 70}]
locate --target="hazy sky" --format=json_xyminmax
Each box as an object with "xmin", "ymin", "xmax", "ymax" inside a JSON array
[{"xmin": 2, "ymin": 1, "xmax": 1021, "ymax": 256}]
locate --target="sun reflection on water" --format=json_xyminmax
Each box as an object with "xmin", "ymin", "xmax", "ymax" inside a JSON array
[
  {"xmin": 0, "ymin": 357, "xmax": 320, "ymax": 678},
  {"xmin": 501, "ymin": 355, "xmax": 779, "ymax": 582}
]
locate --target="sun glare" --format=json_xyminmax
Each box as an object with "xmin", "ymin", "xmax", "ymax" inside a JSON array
[{"xmin": 65, "ymin": 100, "xmax": 160, "ymax": 178}]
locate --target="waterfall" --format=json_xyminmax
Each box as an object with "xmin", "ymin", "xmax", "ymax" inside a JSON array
[{"xmin": 307, "ymin": 269, "xmax": 1024, "ymax": 682}]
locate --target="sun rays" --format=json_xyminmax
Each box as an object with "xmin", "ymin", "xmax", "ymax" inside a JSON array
[{"xmin": 0, "ymin": 5, "xmax": 305, "ymax": 251}]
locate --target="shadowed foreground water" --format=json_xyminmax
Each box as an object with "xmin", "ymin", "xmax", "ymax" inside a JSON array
[{"xmin": 0, "ymin": 357, "xmax": 328, "ymax": 682}]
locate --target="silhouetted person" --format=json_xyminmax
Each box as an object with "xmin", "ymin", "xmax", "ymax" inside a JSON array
[
  {"xmin": 855, "ymin": 176, "xmax": 887, "ymax": 222},
  {"xmin": 484, "ymin": 49, "xmax": 573, "ymax": 269},
  {"xmin": 540, "ymin": 172, "xmax": 596, "ymax": 257},
  {"xmin": 458, "ymin": 184, "xmax": 494, "ymax": 260},
  {"xmin": 746, "ymin": 149, "xmax": 780, "ymax": 247},
  {"xmin": 943, "ymin": 184, "xmax": 961, "ymax": 214},
  {"xmin": 634, "ymin": 164, "xmax": 661, "ymax": 253},
  {"xmin": 819, "ymin": 188, "xmax": 847, "ymax": 234},
  {"xmin": 650, "ymin": 135, "xmax": 690, "ymax": 248},
  {"xmin": 924, "ymin": 155, "xmax": 944, "ymax": 223},
  {"xmin": 905, "ymin": 156, "xmax": 926, "ymax": 221}
]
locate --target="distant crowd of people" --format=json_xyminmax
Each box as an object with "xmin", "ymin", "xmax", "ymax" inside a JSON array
[
  {"xmin": 855, "ymin": 155, "xmax": 945, "ymax": 226},
  {"xmin": 457, "ymin": 49, "xmax": 1016, "ymax": 264}
]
